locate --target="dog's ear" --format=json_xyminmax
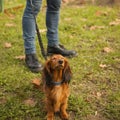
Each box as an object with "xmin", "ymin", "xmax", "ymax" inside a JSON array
[
  {"xmin": 62, "ymin": 59, "xmax": 72, "ymax": 83},
  {"xmin": 43, "ymin": 60, "xmax": 52, "ymax": 86}
]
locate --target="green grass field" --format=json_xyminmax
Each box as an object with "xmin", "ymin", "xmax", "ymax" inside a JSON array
[{"xmin": 0, "ymin": 2, "xmax": 120, "ymax": 120}]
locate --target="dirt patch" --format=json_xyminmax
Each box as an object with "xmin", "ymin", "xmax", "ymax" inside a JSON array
[
  {"xmin": 84, "ymin": 113, "xmax": 108, "ymax": 120},
  {"xmin": 0, "ymin": 97, "xmax": 7, "ymax": 104}
]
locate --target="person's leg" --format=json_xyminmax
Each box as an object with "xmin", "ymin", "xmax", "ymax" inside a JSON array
[
  {"xmin": 22, "ymin": 0, "xmax": 42, "ymax": 54},
  {"xmin": 46, "ymin": 0, "xmax": 61, "ymax": 46},
  {"xmin": 46, "ymin": 0, "xmax": 77, "ymax": 57},
  {"xmin": 22, "ymin": 0, "xmax": 43, "ymax": 72}
]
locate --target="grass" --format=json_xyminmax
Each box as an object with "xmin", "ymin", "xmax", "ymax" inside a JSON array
[
  {"xmin": 0, "ymin": 2, "xmax": 120, "ymax": 120},
  {"xmin": 4, "ymin": 0, "xmax": 24, "ymax": 9}
]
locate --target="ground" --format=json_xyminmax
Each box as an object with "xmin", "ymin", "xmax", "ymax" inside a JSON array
[{"xmin": 0, "ymin": 1, "xmax": 120, "ymax": 120}]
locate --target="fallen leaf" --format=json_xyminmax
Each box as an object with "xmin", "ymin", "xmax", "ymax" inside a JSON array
[
  {"xmin": 114, "ymin": 58, "xmax": 120, "ymax": 62},
  {"xmin": 23, "ymin": 98, "xmax": 36, "ymax": 107},
  {"xmin": 64, "ymin": 18, "xmax": 71, "ymax": 21},
  {"xmin": 115, "ymin": 18, "xmax": 120, "ymax": 22},
  {"xmin": 103, "ymin": 47, "xmax": 113, "ymax": 53},
  {"xmin": 15, "ymin": 55, "xmax": 25, "ymax": 60},
  {"xmin": 109, "ymin": 21, "xmax": 119, "ymax": 26},
  {"xmin": 95, "ymin": 11, "xmax": 102, "ymax": 16},
  {"xmin": 8, "ymin": 15, "xmax": 15, "ymax": 19},
  {"xmin": 62, "ymin": 0, "xmax": 69, "ymax": 3},
  {"xmin": 92, "ymin": 91, "xmax": 102, "ymax": 99},
  {"xmin": 90, "ymin": 25, "xmax": 105, "ymax": 30},
  {"xmin": 99, "ymin": 64, "xmax": 107, "ymax": 68},
  {"xmin": 95, "ymin": 11, "xmax": 108, "ymax": 16},
  {"xmin": 39, "ymin": 29, "xmax": 46, "ymax": 33},
  {"xmin": 95, "ymin": 111, "xmax": 98, "ymax": 116},
  {"xmin": 109, "ymin": 19, "xmax": 120, "ymax": 26},
  {"xmin": 96, "ymin": 92, "xmax": 102, "ymax": 98},
  {"xmin": 4, "ymin": 42, "xmax": 12, "ymax": 48},
  {"xmin": 32, "ymin": 78, "xmax": 41, "ymax": 86},
  {"xmin": 4, "ymin": 11, "xmax": 15, "ymax": 20},
  {"xmin": 97, "ymin": 26, "xmax": 105, "ymax": 29},
  {"xmin": 90, "ymin": 26, "xmax": 96, "ymax": 30},
  {"xmin": 5, "ymin": 23, "xmax": 16, "ymax": 27}
]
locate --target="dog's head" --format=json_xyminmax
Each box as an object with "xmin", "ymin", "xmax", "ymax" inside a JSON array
[{"xmin": 43, "ymin": 54, "xmax": 72, "ymax": 86}]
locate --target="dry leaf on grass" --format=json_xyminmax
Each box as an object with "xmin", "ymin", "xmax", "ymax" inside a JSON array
[
  {"xmin": 39, "ymin": 29, "xmax": 46, "ymax": 33},
  {"xmin": 103, "ymin": 47, "xmax": 113, "ymax": 53},
  {"xmin": 109, "ymin": 21, "xmax": 119, "ymax": 26},
  {"xmin": 92, "ymin": 91, "xmax": 102, "ymax": 99},
  {"xmin": 5, "ymin": 23, "xmax": 16, "ymax": 27},
  {"xmin": 32, "ymin": 78, "xmax": 42, "ymax": 87},
  {"xmin": 96, "ymin": 92, "xmax": 102, "ymax": 99},
  {"xmin": 15, "ymin": 55, "xmax": 25, "ymax": 60},
  {"xmin": 90, "ymin": 25, "xmax": 105, "ymax": 30},
  {"xmin": 62, "ymin": 0, "xmax": 69, "ymax": 3},
  {"xmin": 9, "ymin": 16, "xmax": 15, "ymax": 20},
  {"xmin": 4, "ymin": 12, "xmax": 15, "ymax": 20},
  {"xmin": 4, "ymin": 42, "xmax": 12, "ymax": 48},
  {"xmin": 109, "ymin": 19, "xmax": 120, "ymax": 26},
  {"xmin": 23, "ymin": 98, "xmax": 36, "ymax": 107},
  {"xmin": 95, "ymin": 111, "xmax": 98, "ymax": 116},
  {"xmin": 64, "ymin": 18, "xmax": 72, "ymax": 21},
  {"xmin": 95, "ymin": 11, "xmax": 108, "ymax": 16},
  {"xmin": 114, "ymin": 58, "xmax": 120, "ymax": 62},
  {"xmin": 99, "ymin": 64, "xmax": 107, "ymax": 68},
  {"xmin": 95, "ymin": 11, "xmax": 102, "ymax": 16}
]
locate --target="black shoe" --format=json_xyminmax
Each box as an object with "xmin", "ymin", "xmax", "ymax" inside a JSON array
[
  {"xmin": 25, "ymin": 54, "xmax": 43, "ymax": 73},
  {"xmin": 47, "ymin": 44, "xmax": 77, "ymax": 57}
]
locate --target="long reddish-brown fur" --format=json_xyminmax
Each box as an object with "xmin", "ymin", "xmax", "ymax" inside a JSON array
[{"xmin": 42, "ymin": 54, "xmax": 72, "ymax": 120}]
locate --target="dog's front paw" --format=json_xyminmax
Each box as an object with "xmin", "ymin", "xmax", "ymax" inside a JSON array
[
  {"xmin": 47, "ymin": 117, "xmax": 54, "ymax": 120},
  {"xmin": 47, "ymin": 113, "xmax": 54, "ymax": 120},
  {"xmin": 61, "ymin": 112, "xmax": 69, "ymax": 120}
]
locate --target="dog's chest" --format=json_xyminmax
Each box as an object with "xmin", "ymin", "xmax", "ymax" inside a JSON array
[{"xmin": 50, "ymin": 84, "xmax": 70, "ymax": 101}]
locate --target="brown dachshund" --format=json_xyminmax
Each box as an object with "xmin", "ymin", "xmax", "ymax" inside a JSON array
[{"xmin": 42, "ymin": 54, "xmax": 72, "ymax": 120}]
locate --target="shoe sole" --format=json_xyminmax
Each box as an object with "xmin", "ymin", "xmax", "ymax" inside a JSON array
[
  {"xmin": 30, "ymin": 67, "xmax": 43, "ymax": 73},
  {"xmin": 26, "ymin": 65, "xmax": 43, "ymax": 73}
]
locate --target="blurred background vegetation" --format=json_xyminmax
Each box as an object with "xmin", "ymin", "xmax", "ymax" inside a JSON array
[{"xmin": 1, "ymin": 0, "xmax": 120, "ymax": 12}]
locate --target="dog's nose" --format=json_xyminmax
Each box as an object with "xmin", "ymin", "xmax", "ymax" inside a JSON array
[{"xmin": 58, "ymin": 60, "xmax": 63, "ymax": 64}]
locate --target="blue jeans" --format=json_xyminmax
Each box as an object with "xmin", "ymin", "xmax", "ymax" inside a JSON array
[{"xmin": 22, "ymin": 0, "xmax": 61, "ymax": 54}]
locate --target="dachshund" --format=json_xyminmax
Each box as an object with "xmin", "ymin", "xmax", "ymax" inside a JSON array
[{"xmin": 42, "ymin": 54, "xmax": 72, "ymax": 120}]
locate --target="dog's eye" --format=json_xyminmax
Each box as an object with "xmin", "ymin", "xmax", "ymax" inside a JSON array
[
  {"xmin": 51, "ymin": 57, "xmax": 56, "ymax": 61},
  {"xmin": 60, "ymin": 57, "xmax": 64, "ymax": 61}
]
